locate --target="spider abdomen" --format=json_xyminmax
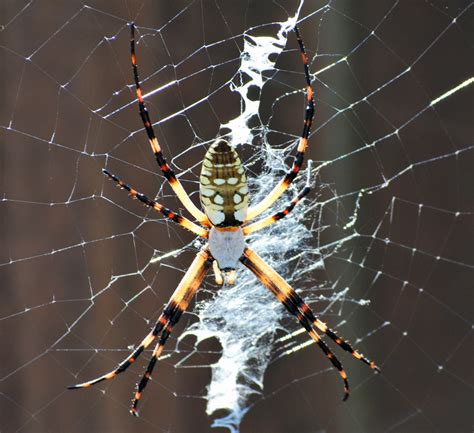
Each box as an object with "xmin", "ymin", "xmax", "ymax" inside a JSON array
[{"xmin": 200, "ymin": 140, "xmax": 249, "ymax": 226}]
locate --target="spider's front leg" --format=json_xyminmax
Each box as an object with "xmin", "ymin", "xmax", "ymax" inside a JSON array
[
  {"xmin": 69, "ymin": 248, "xmax": 213, "ymax": 416},
  {"xmin": 129, "ymin": 248, "xmax": 212, "ymax": 415},
  {"xmin": 240, "ymin": 247, "xmax": 380, "ymax": 401}
]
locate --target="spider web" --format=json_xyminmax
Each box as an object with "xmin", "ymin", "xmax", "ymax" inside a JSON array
[{"xmin": 1, "ymin": 1, "xmax": 473, "ymax": 432}]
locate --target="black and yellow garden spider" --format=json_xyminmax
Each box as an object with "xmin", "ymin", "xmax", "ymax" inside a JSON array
[{"xmin": 68, "ymin": 23, "xmax": 380, "ymax": 416}]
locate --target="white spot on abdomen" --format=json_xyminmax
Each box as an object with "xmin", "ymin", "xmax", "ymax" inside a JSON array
[
  {"xmin": 199, "ymin": 138, "xmax": 249, "ymax": 226},
  {"xmin": 201, "ymin": 187, "xmax": 215, "ymax": 197},
  {"xmin": 207, "ymin": 210, "xmax": 225, "ymax": 225}
]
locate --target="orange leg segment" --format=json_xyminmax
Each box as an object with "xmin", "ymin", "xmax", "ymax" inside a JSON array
[
  {"xmin": 240, "ymin": 247, "xmax": 380, "ymax": 401},
  {"xmin": 103, "ymin": 169, "xmax": 208, "ymax": 238},
  {"xmin": 68, "ymin": 248, "xmax": 213, "ymax": 415},
  {"xmin": 245, "ymin": 26, "xmax": 315, "ymax": 222},
  {"xmin": 130, "ymin": 24, "xmax": 210, "ymax": 226}
]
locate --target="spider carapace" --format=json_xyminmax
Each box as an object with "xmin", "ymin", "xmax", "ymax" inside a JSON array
[{"xmin": 68, "ymin": 23, "xmax": 380, "ymax": 417}]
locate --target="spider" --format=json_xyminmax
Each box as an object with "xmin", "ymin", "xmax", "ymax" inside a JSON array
[{"xmin": 68, "ymin": 23, "xmax": 380, "ymax": 416}]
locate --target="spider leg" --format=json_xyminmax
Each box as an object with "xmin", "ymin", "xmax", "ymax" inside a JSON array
[
  {"xmin": 130, "ymin": 249, "xmax": 211, "ymax": 415},
  {"xmin": 241, "ymin": 247, "xmax": 380, "ymax": 400},
  {"xmin": 103, "ymin": 169, "xmax": 208, "ymax": 238},
  {"xmin": 245, "ymin": 26, "xmax": 314, "ymax": 222},
  {"xmin": 130, "ymin": 23, "xmax": 210, "ymax": 227},
  {"xmin": 240, "ymin": 247, "xmax": 349, "ymax": 400},
  {"xmin": 212, "ymin": 260, "xmax": 224, "ymax": 285},
  {"xmin": 295, "ymin": 300, "xmax": 381, "ymax": 372},
  {"xmin": 243, "ymin": 185, "xmax": 310, "ymax": 235},
  {"xmin": 130, "ymin": 304, "xmax": 184, "ymax": 416},
  {"xmin": 68, "ymin": 248, "xmax": 212, "ymax": 396},
  {"xmin": 243, "ymin": 161, "xmax": 312, "ymax": 235}
]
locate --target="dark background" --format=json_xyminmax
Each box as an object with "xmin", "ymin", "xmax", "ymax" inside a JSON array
[{"xmin": 1, "ymin": 1, "xmax": 473, "ymax": 433}]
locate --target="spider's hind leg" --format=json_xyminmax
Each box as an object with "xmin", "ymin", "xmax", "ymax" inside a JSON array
[
  {"xmin": 245, "ymin": 26, "xmax": 315, "ymax": 222},
  {"xmin": 129, "ymin": 23, "xmax": 210, "ymax": 227}
]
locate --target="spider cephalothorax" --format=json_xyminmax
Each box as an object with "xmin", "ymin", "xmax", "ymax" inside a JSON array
[{"xmin": 68, "ymin": 23, "xmax": 380, "ymax": 417}]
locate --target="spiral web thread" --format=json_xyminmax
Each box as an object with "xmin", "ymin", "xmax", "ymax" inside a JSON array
[{"xmin": 1, "ymin": 1, "xmax": 472, "ymax": 432}]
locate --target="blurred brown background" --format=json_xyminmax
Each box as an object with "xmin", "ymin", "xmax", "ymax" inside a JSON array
[{"xmin": 1, "ymin": 1, "xmax": 473, "ymax": 433}]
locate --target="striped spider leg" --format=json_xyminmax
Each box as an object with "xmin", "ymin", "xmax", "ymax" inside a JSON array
[
  {"xmin": 69, "ymin": 25, "xmax": 380, "ymax": 416},
  {"xmin": 243, "ymin": 160, "xmax": 313, "ymax": 236},
  {"xmin": 245, "ymin": 26, "xmax": 315, "ymax": 222},
  {"xmin": 240, "ymin": 247, "xmax": 380, "ymax": 401},
  {"xmin": 130, "ymin": 23, "xmax": 210, "ymax": 227},
  {"xmin": 102, "ymin": 169, "xmax": 208, "ymax": 238},
  {"xmin": 69, "ymin": 248, "xmax": 213, "ymax": 416}
]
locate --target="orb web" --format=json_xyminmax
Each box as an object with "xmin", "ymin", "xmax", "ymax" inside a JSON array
[{"xmin": 1, "ymin": 1, "xmax": 472, "ymax": 433}]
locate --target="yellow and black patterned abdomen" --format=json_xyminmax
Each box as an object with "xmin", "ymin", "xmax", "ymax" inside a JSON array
[{"xmin": 199, "ymin": 140, "xmax": 249, "ymax": 227}]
